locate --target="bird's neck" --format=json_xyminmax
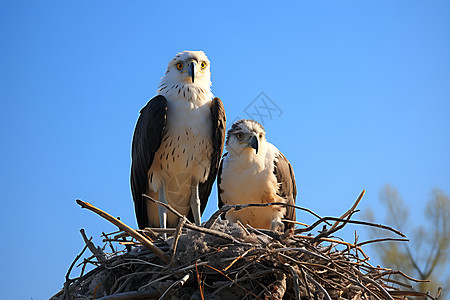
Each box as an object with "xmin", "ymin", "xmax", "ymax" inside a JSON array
[
  {"xmin": 228, "ymin": 147, "xmax": 269, "ymax": 172},
  {"xmin": 157, "ymin": 81, "xmax": 213, "ymax": 106}
]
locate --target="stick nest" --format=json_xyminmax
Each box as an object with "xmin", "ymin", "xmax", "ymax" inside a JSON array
[{"xmin": 51, "ymin": 191, "xmax": 439, "ymax": 300}]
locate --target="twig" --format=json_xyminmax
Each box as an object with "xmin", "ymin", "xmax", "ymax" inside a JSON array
[
  {"xmin": 296, "ymin": 217, "xmax": 406, "ymax": 237},
  {"xmin": 310, "ymin": 211, "xmax": 359, "ymax": 243},
  {"xmin": 63, "ymin": 241, "xmax": 90, "ymax": 299},
  {"xmin": 285, "ymin": 264, "xmax": 301, "ymax": 300},
  {"xmin": 204, "ymin": 264, "xmax": 263, "ymax": 299},
  {"xmin": 158, "ymin": 273, "xmax": 190, "ymax": 300},
  {"xmin": 110, "ymin": 268, "xmax": 151, "ymax": 294},
  {"xmin": 76, "ymin": 199, "xmax": 170, "ymax": 264},
  {"xmin": 295, "ymin": 234, "xmax": 354, "ymax": 247},
  {"xmin": 298, "ymin": 264, "xmax": 313, "ymax": 300},
  {"xmin": 102, "ymin": 231, "xmax": 116, "ymax": 253},
  {"xmin": 356, "ymin": 238, "xmax": 409, "ymax": 247},
  {"xmin": 330, "ymin": 190, "xmax": 365, "ymax": 231},
  {"xmin": 185, "ymin": 222, "xmax": 250, "ymax": 244},
  {"xmin": 80, "ymin": 229, "xmax": 107, "ymax": 263},
  {"xmin": 361, "ymin": 276, "xmax": 394, "ymax": 300},
  {"xmin": 106, "ymin": 258, "xmax": 165, "ymax": 269},
  {"xmin": 195, "ymin": 261, "xmax": 205, "ymax": 300},
  {"xmin": 272, "ymin": 247, "xmax": 329, "ymax": 261},
  {"xmin": 169, "ymin": 217, "xmax": 186, "ymax": 265},
  {"xmin": 381, "ymin": 277, "xmax": 413, "ymax": 288},
  {"xmin": 305, "ymin": 273, "xmax": 331, "ymax": 300},
  {"xmin": 389, "ymin": 290, "xmax": 436, "ymax": 299},
  {"xmin": 236, "ymin": 220, "xmax": 250, "ymax": 235},
  {"xmin": 283, "ymin": 219, "xmax": 308, "ymax": 227},
  {"xmin": 139, "ymin": 261, "xmax": 211, "ymax": 290},
  {"xmin": 142, "ymin": 194, "xmax": 193, "ymax": 225},
  {"xmin": 379, "ymin": 270, "xmax": 430, "ymax": 283},
  {"xmin": 96, "ymin": 288, "xmax": 160, "ymax": 300},
  {"xmin": 140, "ymin": 228, "xmax": 176, "ymax": 234},
  {"xmin": 246, "ymin": 224, "xmax": 274, "ymax": 242},
  {"xmin": 223, "ymin": 247, "xmax": 254, "ymax": 271}
]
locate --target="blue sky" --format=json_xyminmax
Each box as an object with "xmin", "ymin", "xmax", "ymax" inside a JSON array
[{"xmin": 1, "ymin": 1, "xmax": 449, "ymax": 299}]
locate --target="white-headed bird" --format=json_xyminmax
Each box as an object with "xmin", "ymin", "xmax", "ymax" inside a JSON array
[
  {"xmin": 218, "ymin": 119, "xmax": 296, "ymax": 232},
  {"xmin": 131, "ymin": 51, "xmax": 226, "ymax": 229}
]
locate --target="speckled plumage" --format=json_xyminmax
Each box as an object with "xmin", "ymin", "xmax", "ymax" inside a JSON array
[{"xmin": 131, "ymin": 51, "xmax": 226, "ymax": 229}]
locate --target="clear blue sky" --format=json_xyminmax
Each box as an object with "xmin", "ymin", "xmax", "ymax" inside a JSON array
[{"xmin": 1, "ymin": 1, "xmax": 449, "ymax": 299}]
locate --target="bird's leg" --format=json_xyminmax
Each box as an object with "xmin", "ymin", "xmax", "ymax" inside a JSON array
[
  {"xmin": 158, "ymin": 183, "xmax": 168, "ymax": 239},
  {"xmin": 190, "ymin": 179, "xmax": 201, "ymax": 226}
]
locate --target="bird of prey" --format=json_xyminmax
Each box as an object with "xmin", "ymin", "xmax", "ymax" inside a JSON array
[
  {"xmin": 131, "ymin": 51, "xmax": 226, "ymax": 230},
  {"xmin": 218, "ymin": 119, "xmax": 296, "ymax": 232}
]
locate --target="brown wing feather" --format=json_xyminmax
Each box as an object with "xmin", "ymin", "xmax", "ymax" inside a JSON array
[
  {"xmin": 274, "ymin": 152, "xmax": 297, "ymax": 230},
  {"xmin": 130, "ymin": 95, "xmax": 167, "ymax": 229}
]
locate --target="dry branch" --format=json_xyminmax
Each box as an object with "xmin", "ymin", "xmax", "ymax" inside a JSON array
[{"xmin": 76, "ymin": 199, "xmax": 170, "ymax": 264}]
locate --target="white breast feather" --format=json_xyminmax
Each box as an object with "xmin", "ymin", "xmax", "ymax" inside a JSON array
[
  {"xmin": 145, "ymin": 85, "xmax": 214, "ymax": 226},
  {"xmin": 221, "ymin": 143, "xmax": 287, "ymax": 229}
]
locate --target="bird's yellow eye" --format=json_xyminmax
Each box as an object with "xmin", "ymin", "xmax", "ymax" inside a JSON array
[
  {"xmin": 236, "ymin": 133, "xmax": 243, "ymax": 139},
  {"xmin": 176, "ymin": 63, "xmax": 183, "ymax": 70},
  {"xmin": 259, "ymin": 133, "xmax": 263, "ymax": 139},
  {"xmin": 200, "ymin": 61, "xmax": 207, "ymax": 69}
]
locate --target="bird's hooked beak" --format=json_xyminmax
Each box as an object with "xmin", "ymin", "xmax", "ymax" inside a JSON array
[
  {"xmin": 248, "ymin": 135, "xmax": 259, "ymax": 154},
  {"xmin": 188, "ymin": 61, "xmax": 197, "ymax": 83}
]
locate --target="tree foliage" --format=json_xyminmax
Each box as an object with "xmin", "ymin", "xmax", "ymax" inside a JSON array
[{"xmin": 366, "ymin": 184, "xmax": 449, "ymax": 298}]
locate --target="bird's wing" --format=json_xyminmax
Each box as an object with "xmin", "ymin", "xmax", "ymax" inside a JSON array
[
  {"xmin": 217, "ymin": 152, "xmax": 228, "ymax": 217},
  {"xmin": 130, "ymin": 95, "xmax": 168, "ymax": 229},
  {"xmin": 274, "ymin": 152, "xmax": 297, "ymax": 229},
  {"xmin": 189, "ymin": 97, "xmax": 226, "ymax": 222}
]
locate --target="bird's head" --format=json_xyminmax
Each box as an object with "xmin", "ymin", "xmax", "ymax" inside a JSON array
[
  {"xmin": 162, "ymin": 50, "xmax": 211, "ymax": 88},
  {"xmin": 226, "ymin": 119, "xmax": 267, "ymax": 156}
]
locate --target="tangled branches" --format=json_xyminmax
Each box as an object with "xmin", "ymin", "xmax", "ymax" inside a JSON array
[{"xmin": 51, "ymin": 191, "xmax": 441, "ymax": 300}]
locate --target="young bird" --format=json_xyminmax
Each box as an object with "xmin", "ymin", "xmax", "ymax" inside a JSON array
[{"xmin": 218, "ymin": 119, "xmax": 296, "ymax": 232}]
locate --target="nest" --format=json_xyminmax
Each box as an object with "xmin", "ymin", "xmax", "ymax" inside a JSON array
[{"xmin": 51, "ymin": 191, "xmax": 440, "ymax": 300}]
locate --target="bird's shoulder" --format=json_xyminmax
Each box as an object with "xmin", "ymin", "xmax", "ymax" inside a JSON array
[
  {"xmin": 140, "ymin": 94, "xmax": 168, "ymax": 113},
  {"xmin": 265, "ymin": 142, "xmax": 282, "ymax": 165}
]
